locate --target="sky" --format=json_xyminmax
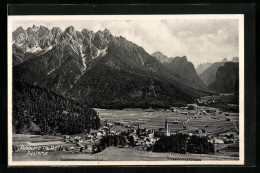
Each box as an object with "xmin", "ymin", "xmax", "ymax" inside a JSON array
[{"xmin": 12, "ymin": 19, "xmax": 239, "ymax": 67}]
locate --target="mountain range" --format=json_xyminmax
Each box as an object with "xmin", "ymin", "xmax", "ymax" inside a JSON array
[{"xmin": 13, "ymin": 25, "xmax": 214, "ymax": 109}]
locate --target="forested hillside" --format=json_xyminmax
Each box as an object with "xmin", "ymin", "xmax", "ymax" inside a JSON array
[{"xmin": 13, "ymin": 80, "xmax": 100, "ymax": 135}]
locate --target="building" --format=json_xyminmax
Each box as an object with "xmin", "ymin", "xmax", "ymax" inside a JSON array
[
  {"xmin": 226, "ymin": 118, "xmax": 231, "ymax": 121},
  {"xmin": 187, "ymin": 104, "xmax": 198, "ymax": 110},
  {"xmin": 154, "ymin": 128, "xmax": 165, "ymax": 137},
  {"xmin": 74, "ymin": 136, "xmax": 83, "ymax": 143},
  {"xmin": 96, "ymin": 131, "xmax": 103, "ymax": 138},
  {"xmin": 170, "ymin": 107, "xmax": 177, "ymax": 112},
  {"xmin": 206, "ymin": 108, "xmax": 217, "ymax": 113},
  {"xmin": 165, "ymin": 119, "xmax": 170, "ymax": 136},
  {"xmin": 180, "ymin": 112, "xmax": 188, "ymax": 115},
  {"xmin": 173, "ymin": 120, "xmax": 179, "ymax": 124},
  {"xmin": 213, "ymin": 138, "xmax": 224, "ymax": 144},
  {"xmin": 196, "ymin": 129, "xmax": 205, "ymax": 134}
]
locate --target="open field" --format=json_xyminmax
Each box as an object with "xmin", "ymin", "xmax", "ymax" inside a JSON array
[
  {"xmin": 96, "ymin": 108, "xmax": 189, "ymax": 131},
  {"xmin": 95, "ymin": 108, "xmax": 239, "ymax": 135}
]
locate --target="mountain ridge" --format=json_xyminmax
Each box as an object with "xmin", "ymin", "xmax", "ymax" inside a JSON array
[
  {"xmin": 152, "ymin": 51, "xmax": 207, "ymax": 90},
  {"xmin": 13, "ymin": 25, "xmax": 212, "ymax": 109}
]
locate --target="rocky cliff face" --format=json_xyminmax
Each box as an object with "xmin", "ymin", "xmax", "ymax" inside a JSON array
[
  {"xmin": 199, "ymin": 61, "xmax": 226, "ymax": 86},
  {"xmin": 209, "ymin": 62, "xmax": 239, "ymax": 93},
  {"xmin": 199, "ymin": 58, "xmax": 239, "ymax": 86},
  {"xmin": 153, "ymin": 51, "xmax": 208, "ymax": 90},
  {"xmin": 165, "ymin": 56, "xmax": 208, "ymax": 90}
]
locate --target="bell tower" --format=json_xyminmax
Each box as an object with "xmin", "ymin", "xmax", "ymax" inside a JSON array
[{"xmin": 165, "ymin": 119, "xmax": 170, "ymax": 136}]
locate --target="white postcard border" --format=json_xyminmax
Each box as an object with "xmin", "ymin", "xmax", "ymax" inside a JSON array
[{"xmin": 8, "ymin": 14, "xmax": 244, "ymax": 166}]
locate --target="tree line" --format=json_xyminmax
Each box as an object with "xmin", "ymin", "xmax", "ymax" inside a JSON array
[
  {"xmin": 92, "ymin": 134, "xmax": 135, "ymax": 153},
  {"xmin": 153, "ymin": 134, "xmax": 215, "ymax": 154}
]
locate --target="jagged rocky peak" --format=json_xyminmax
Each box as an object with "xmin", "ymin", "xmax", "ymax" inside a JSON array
[
  {"xmin": 65, "ymin": 26, "xmax": 76, "ymax": 34},
  {"xmin": 81, "ymin": 29, "xmax": 94, "ymax": 40},
  {"xmin": 51, "ymin": 27, "xmax": 62, "ymax": 38},
  {"xmin": 172, "ymin": 56, "xmax": 188, "ymax": 63},
  {"xmin": 26, "ymin": 25, "xmax": 40, "ymax": 34},
  {"xmin": 153, "ymin": 51, "xmax": 166, "ymax": 56},
  {"xmin": 152, "ymin": 51, "xmax": 168, "ymax": 59},
  {"xmin": 64, "ymin": 26, "xmax": 77, "ymax": 40},
  {"xmin": 93, "ymin": 29, "xmax": 112, "ymax": 50},
  {"xmin": 95, "ymin": 29, "xmax": 112, "ymax": 38},
  {"xmin": 152, "ymin": 51, "xmax": 176, "ymax": 63},
  {"xmin": 152, "ymin": 51, "xmax": 168, "ymax": 62},
  {"xmin": 13, "ymin": 26, "xmax": 26, "ymax": 35},
  {"xmin": 103, "ymin": 28, "xmax": 111, "ymax": 36},
  {"xmin": 76, "ymin": 31, "xmax": 84, "ymax": 40},
  {"xmin": 38, "ymin": 25, "xmax": 50, "ymax": 37},
  {"xmin": 13, "ymin": 26, "xmax": 27, "ymax": 44}
]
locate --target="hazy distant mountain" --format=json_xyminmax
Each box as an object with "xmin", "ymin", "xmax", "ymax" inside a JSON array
[
  {"xmin": 196, "ymin": 62, "xmax": 213, "ymax": 75},
  {"xmin": 152, "ymin": 51, "xmax": 173, "ymax": 63},
  {"xmin": 199, "ymin": 58, "xmax": 239, "ymax": 86},
  {"xmin": 13, "ymin": 25, "xmax": 212, "ymax": 109},
  {"xmin": 199, "ymin": 61, "xmax": 225, "ymax": 86},
  {"xmin": 209, "ymin": 62, "xmax": 239, "ymax": 93}
]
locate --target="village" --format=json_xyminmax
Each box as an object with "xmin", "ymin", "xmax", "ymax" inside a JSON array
[{"xmin": 43, "ymin": 103, "xmax": 239, "ymax": 156}]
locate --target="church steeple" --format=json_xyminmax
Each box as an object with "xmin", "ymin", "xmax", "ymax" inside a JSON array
[{"xmin": 165, "ymin": 119, "xmax": 170, "ymax": 136}]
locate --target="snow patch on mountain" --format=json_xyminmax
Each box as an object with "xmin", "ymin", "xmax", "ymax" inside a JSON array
[
  {"xmin": 92, "ymin": 47, "xmax": 107, "ymax": 59},
  {"xmin": 36, "ymin": 46, "xmax": 53, "ymax": 56},
  {"xmin": 45, "ymin": 46, "xmax": 53, "ymax": 52},
  {"xmin": 70, "ymin": 45, "xmax": 78, "ymax": 55},
  {"xmin": 26, "ymin": 45, "xmax": 42, "ymax": 53},
  {"xmin": 79, "ymin": 44, "xmax": 86, "ymax": 71}
]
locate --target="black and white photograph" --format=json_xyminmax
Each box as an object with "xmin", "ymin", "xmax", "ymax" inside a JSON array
[{"xmin": 8, "ymin": 14, "xmax": 244, "ymax": 166}]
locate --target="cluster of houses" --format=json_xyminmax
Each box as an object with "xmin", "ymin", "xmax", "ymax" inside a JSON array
[
  {"xmin": 170, "ymin": 104, "xmax": 222, "ymax": 117},
  {"xmin": 208, "ymin": 133, "xmax": 238, "ymax": 145},
  {"xmin": 197, "ymin": 97, "xmax": 219, "ymax": 104}
]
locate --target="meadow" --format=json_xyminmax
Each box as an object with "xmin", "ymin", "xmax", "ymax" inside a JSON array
[{"xmin": 95, "ymin": 108, "xmax": 239, "ymax": 135}]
